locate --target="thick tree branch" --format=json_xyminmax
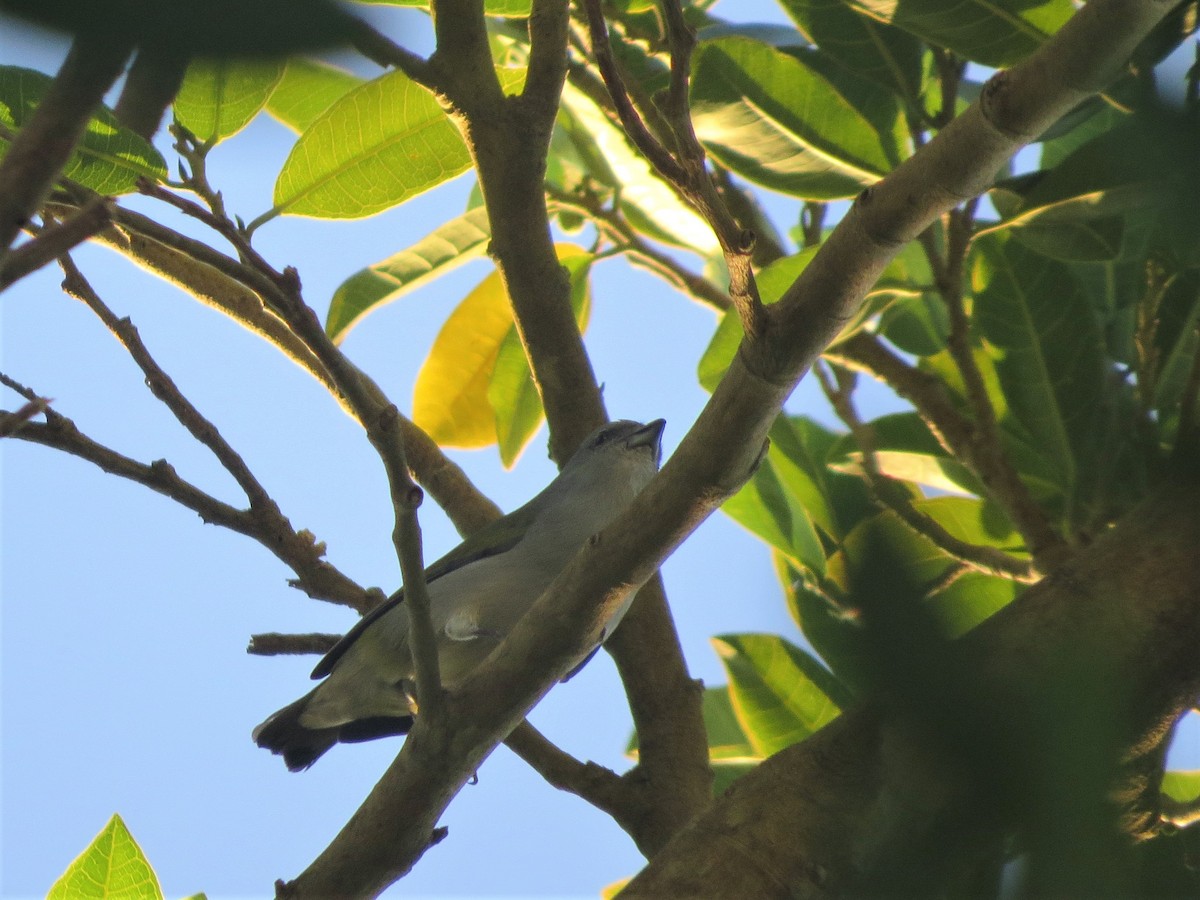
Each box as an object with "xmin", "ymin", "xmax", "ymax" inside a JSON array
[{"xmin": 0, "ymin": 33, "xmax": 132, "ymax": 258}]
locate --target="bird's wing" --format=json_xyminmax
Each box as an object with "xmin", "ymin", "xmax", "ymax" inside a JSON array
[{"xmin": 309, "ymin": 502, "xmax": 542, "ymax": 679}]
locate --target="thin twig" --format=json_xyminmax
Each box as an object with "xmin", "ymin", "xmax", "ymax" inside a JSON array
[
  {"xmin": 830, "ymin": 333, "xmax": 1063, "ymax": 576},
  {"xmin": 921, "ymin": 202, "xmax": 1071, "ymax": 569},
  {"xmin": 53, "ymin": 261, "xmax": 378, "ymax": 611},
  {"xmin": 580, "ymin": 0, "xmax": 765, "ymax": 338},
  {"xmin": 251, "ymin": 265, "xmax": 444, "ymax": 719},
  {"xmin": 0, "ymin": 397, "xmax": 51, "ymax": 438},
  {"xmin": 579, "ymin": 0, "xmax": 686, "ymax": 183},
  {"xmin": 816, "ymin": 361, "xmax": 1037, "ymax": 582},
  {"xmin": 59, "ymin": 256, "xmax": 276, "ymax": 511},
  {"xmin": 545, "ymin": 185, "xmax": 730, "ymax": 311},
  {"xmin": 248, "ymin": 633, "xmax": 341, "ymax": 657},
  {"xmin": 346, "ymin": 16, "xmax": 435, "ymax": 86}
]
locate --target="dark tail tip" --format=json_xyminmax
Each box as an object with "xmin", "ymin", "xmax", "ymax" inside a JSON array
[
  {"xmin": 253, "ymin": 694, "xmax": 339, "ymax": 772},
  {"xmin": 253, "ymin": 697, "xmax": 414, "ymax": 771}
]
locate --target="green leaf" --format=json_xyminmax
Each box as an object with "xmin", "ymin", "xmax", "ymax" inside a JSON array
[
  {"xmin": 878, "ymin": 292, "xmax": 949, "ymax": 355},
  {"xmin": 973, "ymin": 233, "xmax": 1108, "ymax": 498},
  {"xmin": 0, "ymin": 65, "xmax": 167, "ymax": 194},
  {"xmin": 326, "ymin": 206, "xmax": 492, "ymax": 342},
  {"xmin": 777, "ymin": 0, "xmax": 924, "ymax": 106},
  {"xmin": 1153, "ymin": 272, "xmax": 1200, "ymax": 419},
  {"xmin": 783, "ymin": 566, "xmax": 873, "ymax": 694},
  {"xmin": 771, "ymin": 415, "xmax": 874, "ymax": 541},
  {"xmin": 839, "ymin": 0, "xmax": 1075, "ymax": 67},
  {"xmin": 713, "ymin": 633, "xmax": 849, "ymax": 756},
  {"xmin": 488, "ymin": 252, "xmax": 592, "ymax": 467},
  {"xmin": 265, "ymin": 57, "xmax": 361, "ymax": 134},
  {"xmin": 721, "ymin": 442, "xmax": 827, "ymax": 574},
  {"xmin": 557, "ymin": 82, "xmax": 719, "ymax": 257},
  {"xmin": 830, "ymin": 498, "xmax": 1025, "ymax": 603},
  {"xmin": 267, "ymin": 68, "xmax": 514, "ymax": 221},
  {"xmin": 1161, "ymin": 770, "xmax": 1200, "ymax": 804},
  {"xmin": 827, "ymin": 411, "xmax": 985, "ymax": 496},
  {"xmin": 47, "ymin": 814, "xmax": 164, "ymax": 900},
  {"xmin": 173, "ymin": 58, "xmax": 285, "ymax": 142},
  {"xmin": 690, "ymin": 37, "xmax": 903, "ymax": 199},
  {"xmin": 925, "ymin": 570, "xmax": 1020, "ymax": 638}
]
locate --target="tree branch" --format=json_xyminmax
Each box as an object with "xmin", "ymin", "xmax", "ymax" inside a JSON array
[
  {"xmin": 624, "ymin": 472, "xmax": 1200, "ymax": 896},
  {"xmin": 113, "ymin": 44, "xmax": 190, "ymax": 140},
  {"xmin": 0, "ymin": 196, "xmax": 113, "ymax": 291},
  {"xmin": 831, "ymin": 332, "xmax": 1069, "ymax": 575},
  {"xmin": 504, "ymin": 721, "xmax": 647, "ymax": 827},
  {"xmin": 48, "ymin": 191, "xmax": 501, "ymax": 536},
  {"xmin": 580, "ymin": 0, "xmax": 765, "ymax": 339},
  {"xmin": 247, "ymin": 633, "xmax": 341, "ymax": 657},
  {"xmin": 816, "ymin": 360, "xmax": 1036, "ymax": 582}
]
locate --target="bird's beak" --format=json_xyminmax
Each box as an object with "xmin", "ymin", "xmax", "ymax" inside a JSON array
[{"xmin": 627, "ymin": 419, "xmax": 666, "ymax": 465}]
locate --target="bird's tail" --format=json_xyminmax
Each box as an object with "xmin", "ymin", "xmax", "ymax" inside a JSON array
[{"xmin": 253, "ymin": 690, "xmax": 414, "ymax": 771}]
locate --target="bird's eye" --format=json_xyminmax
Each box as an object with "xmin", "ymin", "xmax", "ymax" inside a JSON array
[{"xmin": 594, "ymin": 432, "xmax": 610, "ymax": 446}]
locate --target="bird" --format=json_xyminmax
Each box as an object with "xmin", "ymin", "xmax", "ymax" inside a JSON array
[{"xmin": 253, "ymin": 418, "xmax": 666, "ymax": 770}]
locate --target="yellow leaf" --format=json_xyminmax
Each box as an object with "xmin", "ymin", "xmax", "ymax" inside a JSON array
[{"xmin": 413, "ymin": 244, "xmax": 587, "ymax": 448}]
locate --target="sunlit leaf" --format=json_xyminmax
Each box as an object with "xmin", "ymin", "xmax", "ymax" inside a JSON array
[
  {"xmin": 268, "ymin": 68, "xmax": 471, "ymax": 221},
  {"xmin": 558, "ymin": 82, "xmax": 719, "ymax": 258},
  {"xmin": 0, "ymin": 65, "xmax": 167, "ymax": 193},
  {"xmin": 265, "ymin": 57, "xmax": 361, "ymax": 134},
  {"xmin": 326, "ymin": 206, "xmax": 492, "ymax": 342},
  {"xmin": 827, "ymin": 412, "xmax": 985, "ymax": 496},
  {"xmin": 713, "ymin": 633, "xmax": 849, "ymax": 756},
  {"xmin": 1162, "ymin": 770, "xmax": 1200, "ymax": 804},
  {"xmin": 841, "ymin": 0, "xmax": 1075, "ymax": 67},
  {"xmin": 174, "ymin": 57, "xmax": 285, "ymax": 142},
  {"xmin": 47, "ymin": 814, "xmax": 164, "ymax": 900},
  {"xmin": 691, "ymin": 37, "xmax": 904, "ymax": 199}
]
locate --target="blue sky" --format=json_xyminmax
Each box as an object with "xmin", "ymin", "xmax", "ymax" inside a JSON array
[{"xmin": 2, "ymin": 3, "xmax": 1197, "ymax": 898}]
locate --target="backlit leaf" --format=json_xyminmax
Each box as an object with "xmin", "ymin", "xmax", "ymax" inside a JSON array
[
  {"xmin": 0, "ymin": 65, "xmax": 166, "ymax": 193},
  {"xmin": 173, "ymin": 57, "xmax": 285, "ymax": 142}
]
